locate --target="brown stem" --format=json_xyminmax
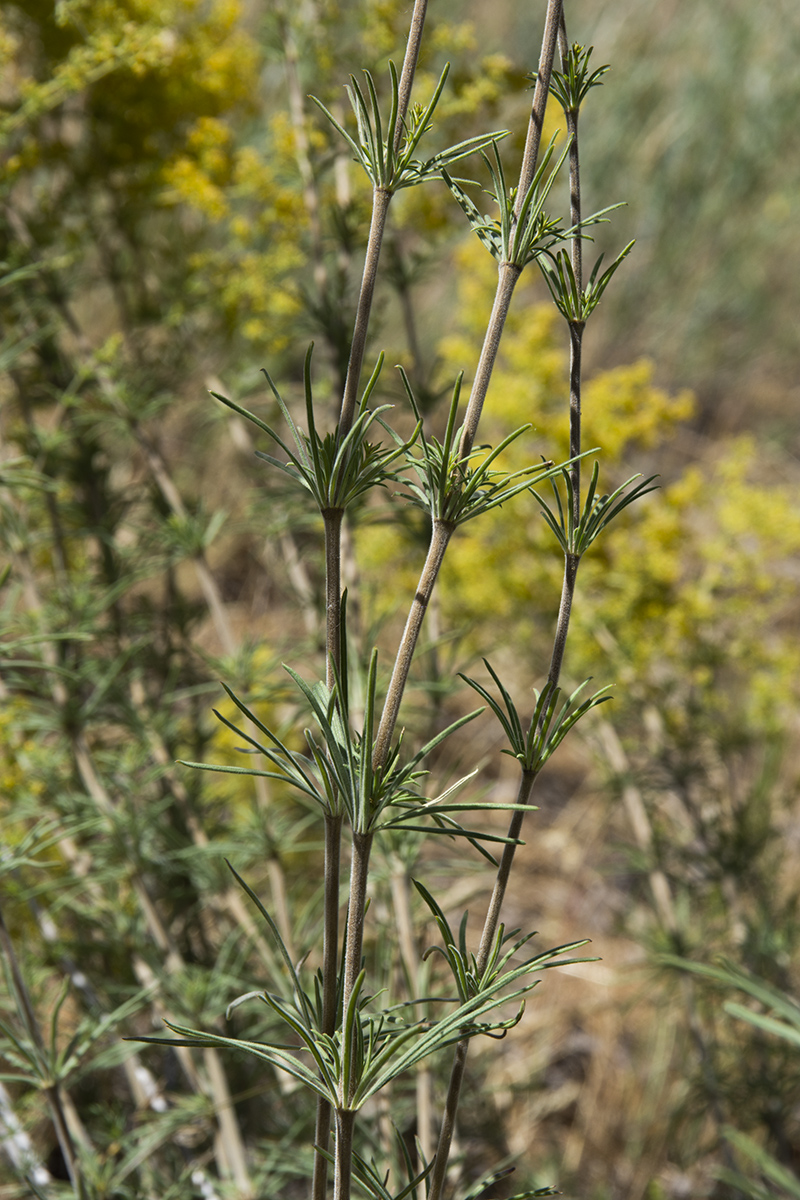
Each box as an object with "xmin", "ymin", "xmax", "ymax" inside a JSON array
[
  {"xmin": 342, "ymin": 831, "xmax": 374, "ymax": 1048},
  {"xmin": 515, "ymin": 0, "xmax": 564, "ymax": 219},
  {"xmin": 334, "ymin": 1107, "xmax": 356, "ymax": 1200},
  {"xmin": 426, "ymin": 769, "xmax": 537, "ymax": 1200},
  {"xmin": 547, "ymin": 551, "xmax": 579, "ymax": 689},
  {"xmin": 568, "ymin": 324, "xmax": 584, "ymax": 529},
  {"xmin": 373, "ymin": 519, "xmax": 454, "ymax": 770},
  {"xmin": 313, "ymin": 810, "xmax": 344, "ymax": 1200},
  {"xmin": 338, "ymin": 0, "xmax": 427, "ymax": 439},
  {"xmin": 338, "ymin": 186, "xmax": 391, "ymax": 439},
  {"xmin": 457, "ymin": 262, "xmax": 521, "ymax": 460},
  {"xmin": 394, "ymin": 0, "xmax": 429, "ymax": 154},
  {"xmin": 324, "ymin": 508, "xmax": 344, "ymax": 690}
]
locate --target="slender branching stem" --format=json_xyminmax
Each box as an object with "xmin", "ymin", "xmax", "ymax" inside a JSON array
[
  {"xmin": 339, "ymin": 186, "xmax": 392, "ymax": 440},
  {"xmin": 429, "ymin": 8, "xmax": 577, "ymax": 1190},
  {"xmin": 458, "ymin": 0, "xmax": 563, "ymax": 460},
  {"xmin": 515, "ymin": 0, "xmax": 564, "ymax": 224},
  {"xmin": 373, "ymin": 518, "xmax": 454, "ymax": 770},
  {"xmin": 426, "ymin": 769, "xmax": 536, "ymax": 1200},
  {"xmin": 457, "ymin": 262, "xmax": 521, "ymax": 460},
  {"xmin": 334, "ymin": 1107, "xmax": 356, "ymax": 1200},
  {"xmin": 314, "ymin": 512, "xmax": 344, "ymax": 1193},
  {"xmin": 338, "ymin": 0, "xmax": 428, "ymax": 440},
  {"xmin": 324, "ymin": 508, "xmax": 344, "ymax": 691},
  {"xmin": 428, "ymin": 1037, "xmax": 468, "ymax": 1200},
  {"xmin": 390, "ymin": 858, "xmax": 432, "ymax": 1196},
  {"xmin": 313, "ymin": 808, "xmax": 344, "ymax": 1200},
  {"xmin": 568, "ymin": 324, "xmax": 584, "ymax": 528},
  {"xmin": 475, "ymin": 770, "xmax": 537, "ymax": 970},
  {"xmin": 560, "ymin": 14, "xmax": 584, "ymax": 527},
  {"xmin": 395, "ymin": 0, "xmax": 429, "ymax": 154},
  {"xmin": 547, "ymin": 550, "xmax": 580, "ymax": 689},
  {"xmin": 336, "ymin": 831, "xmax": 373, "ymax": 1195},
  {"xmin": 342, "ymin": 831, "xmax": 374, "ymax": 1037}
]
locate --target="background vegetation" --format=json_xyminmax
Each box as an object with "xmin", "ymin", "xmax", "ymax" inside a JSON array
[{"xmin": 1, "ymin": 0, "xmax": 799, "ymax": 1197}]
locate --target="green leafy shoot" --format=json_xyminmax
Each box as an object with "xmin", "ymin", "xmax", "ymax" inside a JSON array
[
  {"xmin": 311, "ymin": 62, "xmax": 506, "ymax": 193},
  {"xmin": 415, "ymin": 877, "xmax": 592, "ymax": 1005},
  {"xmin": 535, "ymin": 460, "xmax": 659, "ymax": 557},
  {"xmin": 443, "ymin": 137, "xmax": 567, "ymax": 267},
  {"xmin": 181, "ymin": 655, "xmax": 507, "ymax": 845},
  {"xmin": 143, "ymin": 954, "xmax": 555, "ymax": 1115},
  {"xmin": 445, "ymin": 137, "xmax": 622, "ymax": 269},
  {"xmin": 539, "ymin": 241, "xmax": 635, "ymax": 325},
  {"xmin": 211, "ymin": 344, "xmax": 419, "ymax": 513},
  {"xmin": 539, "ymin": 43, "xmax": 610, "ymax": 116},
  {"xmin": 397, "ymin": 367, "xmax": 579, "ymax": 526},
  {"xmin": 461, "ymin": 660, "xmax": 611, "ymax": 774}
]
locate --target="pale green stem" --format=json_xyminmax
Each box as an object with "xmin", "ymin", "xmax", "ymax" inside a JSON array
[
  {"xmin": 313, "ymin": 808, "xmax": 344, "ymax": 1200},
  {"xmin": 338, "ymin": 0, "xmax": 428, "ymax": 439},
  {"xmin": 334, "ymin": 1107, "xmax": 356, "ymax": 1200},
  {"xmin": 342, "ymin": 831, "xmax": 374, "ymax": 1043},
  {"xmin": 372, "ymin": 519, "xmax": 454, "ymax": 771},
  {"xmin": 457, "ymin": 262, "xmax": 521, "ymax": 461},
  {"xmin": 338, "ymin": 186, "xmax": 392, "ymax": 440},
  {"xmin": 428, "ymin": 7, "xmax": 570, "ymax": 1191}
]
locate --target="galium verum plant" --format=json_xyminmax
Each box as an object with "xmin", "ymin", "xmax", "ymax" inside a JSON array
[
  {"xmin": 0, "ymin": 3, "xmax": 658, "ymax": 1198},
  {"xmin": 133, "ymin": 5, "xmax": 661, "ymax": 1199}
]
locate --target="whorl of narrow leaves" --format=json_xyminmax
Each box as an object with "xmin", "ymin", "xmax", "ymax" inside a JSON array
[
  {"xmin": 535, "ymin": 459, "xmax": 659, "ymax": 557},
  {"xmin": 443, "ymin": 138, "xmax": 620, "ymax": 270},
  {"xmin": 212, "ymin": 344, "xmax": 419, "ymax": 513},
  {"xmin": 537, "ymin": 42, "xmax": 610, "ymax": 117},
  {"xmin": 312, "ymin": 62, "xmax": 506, "ymax": 194},
  {"xmin": 396, "ymin": 367, "xmax": 576, "ymax": 527},
  {"xmin": 539, "ymin": 240, "xmax": 635, "ymax": 325},
  {"xmin": 460, "ymin": 660, "xmax": 611, "ymax": 774}
]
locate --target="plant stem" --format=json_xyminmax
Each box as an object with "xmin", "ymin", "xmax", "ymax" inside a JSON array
[
  {"xmin": 334, "ymin": 1107, "xmax": 356, "ymax": 1200},
  {"xmin": 458, "ymin": 0, "xmax": 563, "ymax": 461},
  {"xmin": 342, "ymin": 831, "xmax": 374, "ymax": 1041},
  {"xmin": 373, "ymin": 518, "xmax": 454, "ymax": 770},
  {"xmin": 333, "ymin": 832, "xmax": 372, "ymax": 1195},
  {"xmin": 394, "ymin": 0, "xmax": 429, "ymax": 154},
  {"xmin": 457, "ymin": 262, "xmax": 521, "ymax": 460},
  {"xmin": 338, "ymin": 186, "xmax": 392, "ymax": 440},
  {"xmin": 560, "ymin": 16, "xmax": 584, "ymax": 529},
  {"xmin": 547, "ymin": 550, "xmax": 579, "ymax": 689},
  {"xmin": 313, "ymin": 518, "xmax": 343, "ymax": 1194},
  {"xmin": 337, "ymin": 0, "xmax": 428, "ymax": 441},
  {"xmin": 426, "ymin": 768, "xmax": 537, "ymax": 1200},
  {"xmin": 313, "ymin": 809, "xmax": 344, "ymax": 1200},
  {"xmin": 516, "ymin": 0, "xmax": 564, "ymax": 219},
  {"xmin": 427, "ymin": 8, "xmax": 572, "ymax": 1189},
  {"xmin": 324, "ymin": 509, "xmax": 344, "ymax": 690}
]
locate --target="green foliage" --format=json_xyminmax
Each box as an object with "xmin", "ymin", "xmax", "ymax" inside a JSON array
[
  {"xmin": 312, "ymin": 61, "xmax": 504, "ymax": 194},
  {"xmin": 1, "ymin": 1, "xmax": 798, "ymax": 1197}
]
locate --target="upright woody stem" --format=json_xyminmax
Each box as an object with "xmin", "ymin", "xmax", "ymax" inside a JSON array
[
  {"xmin": 323, "ymin": 9, "xmax": 430, "ymax": 1197},
  {"xmin": 373, "ymin": 519, "xmax": 454, "ymax": 771},
  {"xmin": 427, "ymin": 6, "xmax": 568, "ymax": 1196},
  {"xmin": 337, "ymin": 0, "xmax": 429, "ymax": 441},
  {"xmin": 457, "ymin": 0, "xmax": 564, "ymax": 459}
]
